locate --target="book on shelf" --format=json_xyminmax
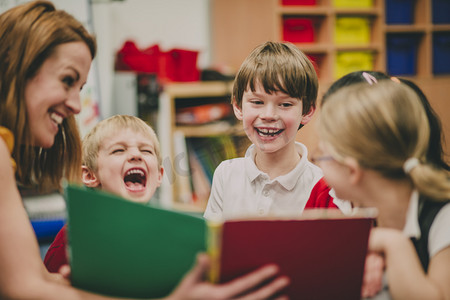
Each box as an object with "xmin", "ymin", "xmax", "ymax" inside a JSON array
[
  {"xmin": 176, "ymin": 102, "xmax": 232, "ymax": 125},
  {"xmin": 66, "ymin": 184, "xmax": 206, "ymax": 299},
  {"xmin": 184, "ymin": 135, "xmax": 238, "ymax": 204},
  {"xmin": 208, "ymin": 209, "xmax": 376, "ymax": 300},
  {"xmin": 187, "ymin": 145, "xmax": 212, "ymax": 204},
  {"xmin": 66, "ymin": 184, "xmax": 374, "ymax": 299},
  {"xmin": 173, "ymin": 130, "xmax": 193, "ymax": 203},
  {"xmin": 185, "ymin": 135, "xmax": 239, "ymax": 184},
  {"xmin": 186, "ymin": 138, "xmax": 214, "ymax": 183}
]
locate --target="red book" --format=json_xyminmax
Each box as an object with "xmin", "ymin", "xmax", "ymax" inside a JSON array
[{"xmin": 208, "ymin": 209, "xmax": 376, "ymax": 300}]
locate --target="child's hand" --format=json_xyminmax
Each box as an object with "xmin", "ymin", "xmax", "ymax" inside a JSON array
[
  {"xmin": 167, "ymin": 253, "xmax": 290, "ymax": 300},
  {"xmin": 58, "ymin": 264, "xmax": 72, "ymax": 281},
  {"xmin": 368, "ymin": 227, "xmax": 403, "ymax": 253},
  {"xmin": 46, "ymin": 264, "xmax": 71, "ymax": 286},
  {"xmin": 361, "ymin": 252, "xmax": 385, "ymax": 298}
]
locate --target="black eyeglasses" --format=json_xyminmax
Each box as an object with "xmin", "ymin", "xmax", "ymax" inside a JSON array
[
  {"xmin": 311, "ymin": 155, "xmax": 334, "ymax": 164},
  {"xmin": 310, "ymin": 147, "xmax": 334, "ymax": 165}
]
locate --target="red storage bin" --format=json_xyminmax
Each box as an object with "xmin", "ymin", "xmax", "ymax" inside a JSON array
[
  {"xmin": 308, "ymin": 54, "xmax": 322, "ymax": 77},
  {"xmin": 115, "ymin": 41, "xmax": 200, "ymax": 82},
  {"xmin": 283, "ymin": 18, "xmax": 315, "ymax": 43},
  {"xmin": 159, "ymin": 49, "xmax": 200, "ymax": 82},
  {"xmin": 282, "ymin": 0, "xmax": 316, "ymax": 5},
  {"xmin": 115, "ymin": 41, "xmax": 161, "ymax": 73}
]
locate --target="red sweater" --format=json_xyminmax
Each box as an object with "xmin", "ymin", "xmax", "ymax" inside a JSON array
[
  {"xmin": 305, "ymin": 177, "xmax": 337, "ymax": 209},
  {"xmin": 44, "ymin": 225, "xmax": 68, "ymax": 273}
]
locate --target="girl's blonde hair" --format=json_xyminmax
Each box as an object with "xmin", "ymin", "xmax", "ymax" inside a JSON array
[
  {"xmin": 82, "ymin": 115, "xmax": 162, "ymax": 171},
  {"xmin": 318, "ymin": 80, "xmax": 450, "ymax": 201}
]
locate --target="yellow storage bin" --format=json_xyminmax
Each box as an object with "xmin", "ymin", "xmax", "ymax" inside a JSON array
[
  {"xmin": 335, "ymin": 51, "xmax": 373, "ymax": 79},
  {"xmin": 335, "ymin": 17, "xmax": 371, "ymax": 45},
  {"xmin": 333, "ymin": 0, "xmax": 373, "ymax": 8}
]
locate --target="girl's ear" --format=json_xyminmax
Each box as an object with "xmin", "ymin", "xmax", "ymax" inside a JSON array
[
  {"xmin": 344, "ymin": 157, "xmax": 363, "ymax": 185},
  {"xmin": 300, "ymin": 107, "xmax": 315, "ymax": 125},
  {"xmin": 81, "ymin": 165, "xmax": 101, "ymax": 187},
  {"xmin": 390, "ymin": 76, "xmax": 401, "ymax": 83},
  {"xmin": 232, "ymin": 99, "xmax": 243, "ymax": 121}
]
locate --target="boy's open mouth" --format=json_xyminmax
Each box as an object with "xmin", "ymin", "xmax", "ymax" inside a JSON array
[
  {"xmin": 256, "ymin": 128, "xmax": 284, "ymax": 137},
  {"xmin": 124, "ymin": 168, "xmax": 147, "ymax": 190}
]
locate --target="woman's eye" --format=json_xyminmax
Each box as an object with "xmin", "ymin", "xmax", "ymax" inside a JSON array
[{"xmin": 63, "ymin": 76, "xmax": 75, "ymax": 87}]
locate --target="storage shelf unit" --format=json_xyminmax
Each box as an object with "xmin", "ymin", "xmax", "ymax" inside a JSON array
[
  {"xmin": 274, "ymin": 0, "xmax": 384, "ymax": 81},
  {"xmin": 211, "ymin": 0, "xmax": 450, "ymax": 166},
  {"xmin": 384, "ymin": 0, "xmax": 450, "ymax": 77},
  {"xmin": 213, "ymin": 0, "xmax": 450, "ymax": 78}
]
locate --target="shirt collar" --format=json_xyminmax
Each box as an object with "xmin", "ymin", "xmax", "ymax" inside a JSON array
[
  {"xmin": 403, "ymin": 190, "xmax": 421, "ymax": 239},
  {"xmin": 329, "ymin": 188, "xmax": 354, "ymax": 215},
  {"xmin": 244, "ymin": 142, "xmax": 310, "ymax": 190}
]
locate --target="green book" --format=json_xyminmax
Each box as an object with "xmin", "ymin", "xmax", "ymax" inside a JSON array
[{"xmin": 65, "ymin": 185, "xmax": 207, "ymax": 299}]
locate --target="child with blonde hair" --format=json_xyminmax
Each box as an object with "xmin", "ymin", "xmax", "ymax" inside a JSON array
[
  {"xmin": 316, "ymin": 80, "xmax": 450, "ymax": 299},
  {"xmin": 45, "ymin": 115, "xmax": 164, "ymax": 271}
]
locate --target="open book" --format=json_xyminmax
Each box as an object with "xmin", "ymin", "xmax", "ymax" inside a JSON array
[
  {"xmin": 66, "ymin": 184, "xmax": 375, "ymax": 299},
  {"xmin": 65, "ymin": 185, "xmax": 206, "ymax": 298},
  {"xmin": 208, "ymin": 209, "xmax": 376, "ymax": 300}
]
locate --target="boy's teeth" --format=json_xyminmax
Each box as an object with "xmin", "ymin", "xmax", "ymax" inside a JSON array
[
  {"xmin": 50, "ymin": 112, "xmax": 63, "ymax": 125},
  {"xmin": 126, "ymin": 169, "xmax": 144, "ymax": 176},
  {"xmin": 258, "ymin": 128, "xmax": 281, "ymax": 135}
]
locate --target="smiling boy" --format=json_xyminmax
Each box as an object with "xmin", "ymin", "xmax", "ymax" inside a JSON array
[
  {"xmin": 204, "ymin": 42, "xmax": 337, "ymax": 221},
  {"xmin": 44, "ymin": 115, "xmax": 164, "ymax": 272}
]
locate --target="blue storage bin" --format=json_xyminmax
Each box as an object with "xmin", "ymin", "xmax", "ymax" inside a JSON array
[
  {"xmin": 433, "ymin": 32, "xmax": 450, "ymax": 74},
  {"xmin": 385, "ymin": 0, "xmax": 414, "ymax": 24},
  {"xmin": 386, "ymin": 34, "xmax": 419, "ymax": 75},
  {"xmin": 31, "ymin": 218, "xmax": 65, "ymax": 242},
  {"xmin": 432, "ymin": 0, "xmax": 450, "ymax": 24}
]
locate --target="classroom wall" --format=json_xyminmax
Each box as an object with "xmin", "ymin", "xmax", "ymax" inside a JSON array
[{"xmin": 91, "ymin": 0, "xmax": 211, "ymax": 118}]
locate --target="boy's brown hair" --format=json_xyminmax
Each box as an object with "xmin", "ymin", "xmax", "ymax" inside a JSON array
[{"xmin": 232, "ymin": 41, "xmax": 318, "ymax": 119}]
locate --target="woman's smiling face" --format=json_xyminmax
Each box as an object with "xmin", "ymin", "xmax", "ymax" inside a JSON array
[{"xmin": 25, "ymin": 41, "xmax": 92, "ymax": 148}]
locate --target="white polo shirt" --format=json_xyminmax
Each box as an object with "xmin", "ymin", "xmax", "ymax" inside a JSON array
[{"xmin": 203, "ymin": 142, "xmax": 324, "ymax": 221}]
